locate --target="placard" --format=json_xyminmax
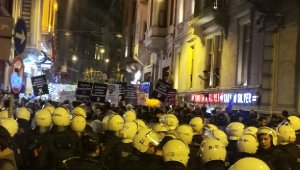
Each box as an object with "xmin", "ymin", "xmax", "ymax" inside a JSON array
[
  {"xmin": 31, "ymin": 75, "xmax": 49, "ymax": 96},
  {"xmin": 75, "ymin": 81, "xmax": 92, "ymax": 101},
  {"xmin": 90, "ymin": 83, "xmax": 107, "ymax": 102}
]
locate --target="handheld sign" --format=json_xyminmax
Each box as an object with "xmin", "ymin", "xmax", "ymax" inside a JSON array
[{"xmin": 31, "ymin": 75, "xmax": 49, "ymax": 96}]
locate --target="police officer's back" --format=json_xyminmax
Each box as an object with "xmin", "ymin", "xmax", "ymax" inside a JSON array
[
  {"xmin": 39, "ymin": 107, "xmax": 81, "ymax": 170},
  {"xmin": 63, "ymin": 135, "xmax": 108, "ymax": 170},
  {"xmin": 276, "ymin": 125, "xmax": 300, "ymax": 170},
  {"xmin": 123, "ymin": 128, "xmax": 164, "ymax": 170},
  {"xmin": 287, "ymin": 116, "xmax": 300, "ymax": 147},
  {"xmin": 100, "ymin": 113, "xmax": 124, "ymax": 170},
  {"xmin": 0, "ymin": 118, "xmax": 19, "ymax": 169},
  {"xmin": 15, "ymin": 107, "xmax": 33, "ymax": 170},
  {"xmin": 199, "ymin": 138, "xmax": 226, "ymax": 170},
  {"xmin": 163, "ymin": 139, "xmax": 191, "ymax": 170}
]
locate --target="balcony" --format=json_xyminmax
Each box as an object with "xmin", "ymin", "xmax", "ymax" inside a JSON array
[
  {"xmin": 143, "ymin": 27, "xmax": 168, "ymax": 53},
  {"xmin": 191, "ymin": 0, "xmax": 229, "ymax": 39}
]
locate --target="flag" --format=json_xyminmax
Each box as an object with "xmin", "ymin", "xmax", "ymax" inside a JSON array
[{"xmin": 225, "ymin": 94, "xmax": 235, "ymax": 113}]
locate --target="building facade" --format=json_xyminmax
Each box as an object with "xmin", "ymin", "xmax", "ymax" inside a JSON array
[
  {"xmin": 132, "ymin": 0, "xmax": 300, "ymax": 114},
  {"xmin": 0, "ymin": 0, "xmax": 57, "ymax": 93}
]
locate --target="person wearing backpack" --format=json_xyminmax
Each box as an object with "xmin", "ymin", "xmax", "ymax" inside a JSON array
[{"xmin": 39, "ymin": 107, "xmax": 81, "ymax": 170}]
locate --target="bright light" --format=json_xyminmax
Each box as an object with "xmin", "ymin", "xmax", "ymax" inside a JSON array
[
  {"xmin": 53, "ymin": 2, "xmax": 58, "ymax": 11},
  {"xmin": 125, "ymin": 46, "xmax": 128, "ymax": 57},
  {"xmin": 105, "ymin": 59, "xmax": 110, "ymax": 63},
  {"xmin": 65, "ymin": 32, "xmax": 72, "ymax": 36},
  {"xmin": 115, "ymin": 33, "xmax": 123, "ymax": 38},
  {"xmin": 100, "ymin": 48, "xmax": 105, "ymax": 54},
  {"xmin": 131, "ymin": 70, "xmax": 141, "ymax": 85},
  {"xmin": 72, "ymin": 55, "xmax": 78, "ymax": 62}
]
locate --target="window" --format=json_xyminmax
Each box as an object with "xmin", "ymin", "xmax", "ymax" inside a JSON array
[
  {"xmin": 168, "ymin": 0, "xmax": 174, "ymax": 26},
  {"xmin": 191, "ymin": 0, "xmax": 195, "ymax": 15},
  {"xmin": 204, "ymin": 35, "xmax": 222, "ymax": 88},
  {"xmin": 177, "ymin": 0, "xmax": 184, "ymax": 23},
  {"xmin": 162, "ymin": 66, "xmax": 170, "ymax": 81},
  {"xmin": 237, "ymin": 22, "xmax": 251, "ymax": 86}
]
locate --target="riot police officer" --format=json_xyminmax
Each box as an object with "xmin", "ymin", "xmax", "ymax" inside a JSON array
[
  {"xmin": 199, "ymin": 138, "xmax": 227, "ymax": 170},
  {"xmin": 63, "ymin": 135, "xmax": 108, "ymax": 170},
  {"xmin": 39, "ymin": 107, "xmax": 81, "ymax": 170},
  {"xmin": 226, "ymin": 122, "xmax": 245, "ymax": 165},
  {"xmin": 163, "ymin": 139, "xmax": 191, "ymax": 170},
  {"xmin": 123, "ymin": 128, "xmax": 164, "ymax": 170},
  {"xmin": 100, "ymin": 113, "xmax": 124, "ymax": 170},
  {"xmin": 15, "ymin": 107, "xmax": 33, "ymax": 170},
  {"xmin": 276, "ymin": 125, "xmax": 300, "ymax": 170},
  {"xmin": 256, "ymin": 126, "xmax": 290, "ymax": 170},
  {"xmin": 0, "ymin": 118, "xmax": 19, "ymax": 169},
  {"xmin": 228, "ymin": 157, "xmax": 270, "ymax": 170}
]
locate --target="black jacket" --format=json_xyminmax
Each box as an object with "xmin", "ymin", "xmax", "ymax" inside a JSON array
[
  {"xmin": 64, "ymin": 156, "xmax": 109, "ymax": 170},
  {"xmin": 256, "ymin": 146, "xmax": 290, "ymax": 170},
  {"xmin": 123, "ymin": 152, "xmax": 165, "ymax": 170},
  {"xmin": 278, "ymin": 143, "xmax": 300, "ymax": 170},
  {"xmin": 100, "ymin": 130, "xmax": 122, "ymax": 170},
  {"xmin": 165, "ymin": 161, "xmax": 191, "ymax": 170},
  {"xmin": 203, "ymin": 160, "xmax": 226, "ymax": 170}
]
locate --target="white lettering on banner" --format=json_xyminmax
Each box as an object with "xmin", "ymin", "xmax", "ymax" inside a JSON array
[{"xmin": 191, "ymin": 92, "xmax": 258, "ymax": 105}]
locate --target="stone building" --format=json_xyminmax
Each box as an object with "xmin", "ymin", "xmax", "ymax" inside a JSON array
[{"xmin": 131, "ymin": 0, "xmax": 300, "ymax": 114}]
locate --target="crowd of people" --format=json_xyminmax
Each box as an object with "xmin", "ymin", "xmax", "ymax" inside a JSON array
[{"xmin": 0, "ymin": 98, "xmax": 300, "ymax": 170}]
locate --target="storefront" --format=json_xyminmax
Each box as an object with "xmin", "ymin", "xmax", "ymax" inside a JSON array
[{"xmin": 177, "ymin": 88, "xmax": 261, "ymax": 112}]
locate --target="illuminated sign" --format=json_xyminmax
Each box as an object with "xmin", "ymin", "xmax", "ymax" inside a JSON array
[{"xmin": 191, "ymin": 92, "xmax": 259, "ymax": 105}]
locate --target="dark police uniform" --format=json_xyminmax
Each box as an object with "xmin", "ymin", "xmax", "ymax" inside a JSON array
[
  {"xmin": 278, "ymin": 143, "xmax": 300, "ymax": 170},
  {"xmin": 256, "ymin": 146, "xmax": 290, "ymax": 170}
]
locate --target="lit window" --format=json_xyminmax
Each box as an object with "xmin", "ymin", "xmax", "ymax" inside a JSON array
[{"xmin": 237, "ymin": 22, "xmax": 251, "ymax": 86}]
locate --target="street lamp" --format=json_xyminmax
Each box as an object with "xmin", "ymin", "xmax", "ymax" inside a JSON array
[
  {"xmin": 72, "ymin": 55, "xmax": 78, "ymax": 63},
  {"xmin": 105, "ymin": 58, "xmax": 109, "ymax": 63},
  {"xmin": 100, "ymin": 48, "xmax": 105, "ymax": 54}
]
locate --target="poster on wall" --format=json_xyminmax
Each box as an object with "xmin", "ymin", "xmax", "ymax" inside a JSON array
[{"xmin": 31, "ymin": 75, "xmax": 49, "ymax": 96}]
